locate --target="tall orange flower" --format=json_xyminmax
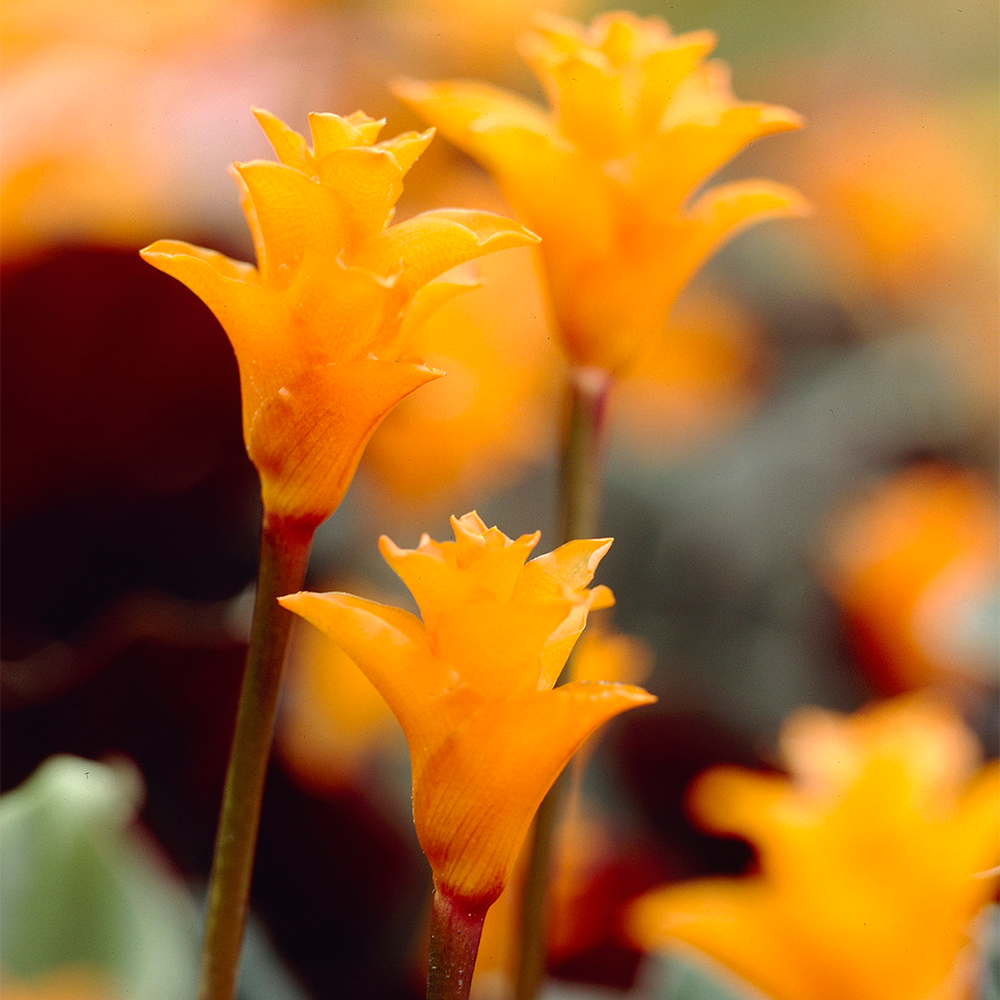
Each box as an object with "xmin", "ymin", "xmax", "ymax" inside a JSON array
[
  {"xmin": 627, "ymin": 695, "xmax": 1000, "ymax": 1000},
  {"xmin": 397, "ymin": 11, "xmax": 807, "ymax": 374},
  {"xmin": 279, "ymin": 512, "xmax": 655, "ymax": 908},
  {"xmin": 141, "ymin": 110, "xmax": 537, "ymax": 528}
]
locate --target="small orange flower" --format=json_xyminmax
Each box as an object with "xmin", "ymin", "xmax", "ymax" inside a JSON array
[
  {"xmin": 279, "ymin": 511, "xmax": 655, "ymax": 906},
  {"xmin": 141, "ymin": 110, "xmax": 537, "ymax": 528},
  {"xmin": 627, "ymin": 695, "xmax": 1000, "ymax": 1000},
  {"xmin": 398, "ymin": 11, "xmax": 807, "ymax": 374},
  {"xmin": 822, "ymin": 464, "xmax": 999, "ymax": 692}
]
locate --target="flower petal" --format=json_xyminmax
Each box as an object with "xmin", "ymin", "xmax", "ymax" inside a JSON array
[
  {"xmin": 393, "ymin": 79, "xmax": 555, "ymax": 158},
  {"xmin": 284, "ymin": 247, "xmax": 399, "ymax": 365},
  {"xmin": 234, "ymin": 161, "xmax": 348, "ymax": 284},
  {"xmin": 368, "ymin": 209, "xmax": 539, "ymax": 296},
  {"xmin": 395, "ymin": 79, "xmax": 615, "ymax": 259},
  {"xmin": 520, "ymin": 537, "xmax": 614, "ymax": 596},
  {"xmin": 643, "ymin": 106, "xmax": 805, "ymax": 217},
  {"xmin": 308, "ymin": 111, "xmax": 384, "ymax": 161},
  {"xmin": 253, "ymin": 108, "xmax": 313, "ymax": 175},
  {"xmin": 249, "ymin": 358, "xmax": 441, "ymax": 525},
  {"xmin": 277, "ymin": 590, "xmax": 451, "ymax": 747},
  {"xmin": 688, "ymin": 766, "xmax": 793, "ymax": 843},
  {"xmin": 540, "ymin": 51, "xmax": 629, "ymax": 159},
  {"xmin": 398, "ymin": 270, "xmax": 480, "ymax": 345},
  {"xmin": 317, "ymin": 146, "xmax": 404, "ymax": 246},
  {"xmin": 626, "ymin": 879, "xmax": 800, "ymax": 1000},
  {"xmin": 516, "ymin": 538, "xmax": 616, "ymax": 686},
  {"xmin": 378, "ymin": 127, "xmax": 436, "ymax": 177},
  {"xmin": 674, "ymin": 179, "xmax": 810, "ymax": 293},
  {"xmin": 636, "ymin": 32, "xmax": 717, "ymax": 136},
  {"xmin": 139, "ymin": 240, "xmax": 284, "ymax": 423},
  {"xmin": 414, "ymin": 681, "xmax": 656, "ymax": 904},
  {"xmin": 379, "ymin": 521, "xmax": 573, "ymax": 696},
  {"xmin": 380, "ymin": 524, "xmax": 540, "ymax": 624}
]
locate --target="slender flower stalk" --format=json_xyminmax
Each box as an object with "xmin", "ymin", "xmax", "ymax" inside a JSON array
[
  {"xmin": 141, "ymin": 110, "xmax": 536, "ymax": 1000},
  {"xmin": 558, "ymin": 367, "xmax": 613, "ymax": 544},
  {"xmin": 427, "ymin": 894, "xmax": 490, "ymax": 1000},
  {"xmin": 199, "ymin": 514, "xmax": 312, "ymax": 1000}
]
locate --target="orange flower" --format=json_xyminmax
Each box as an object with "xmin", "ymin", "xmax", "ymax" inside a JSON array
[
  {"xmin": 627, "ymin": 695, "xmax": 1000, "ymax": 1000},
  {"xmin": 397, "ymin": 11, "xmax": 807, "ymax": 374},
  {"xmin": 279, "ymin": 511, "xmax": 655, "ymax": 906},
  {"xmin": 822, "ymin": 464, "xmax": 999, "ymax": 692},
  {"xmin": 141, "ymin": 110, "xmax": 537, "ymax": 528}
]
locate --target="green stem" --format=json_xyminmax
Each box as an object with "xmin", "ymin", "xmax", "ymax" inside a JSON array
[
  {"xmin": 557, "ymin": 366, "xmax": 612, "ymax": 543},
  {"xmin": 427, "ymin": 891, "xmax": 489, "ymax": 1000},
  {"xmin": 515, "ymin": 365, "xmax": 613, "ymax": 1000},
  {"xmin": 198, "ymin": 511, "xmax": 314, "ymax": 1000}
]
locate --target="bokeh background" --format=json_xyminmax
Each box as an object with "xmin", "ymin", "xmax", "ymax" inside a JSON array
[{"xmin": 2, "ymin": 0, "xmax": 997, "ymax": 997}]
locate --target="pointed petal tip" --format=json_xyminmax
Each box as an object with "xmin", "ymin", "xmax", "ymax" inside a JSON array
[
  {"xmin": 277, "ymin": 590, "xmax": 327, "ymax": 614},
  {"xmin": 377, "ymin": 534, "xmax": 404, "ymax": 559},
  {"xmin": 589, "ymin": 583, "xmax": 616, "ymax": 610},
  {"xmin": 432, "ymin": 209, "xmax": 539, "ymax": 248},
  {"xmin": 591, "ymin": 536, "xmax": 614, "ymax": 562},
  {"xmin": 779, "ymin": 108, "xmax": 807, "ymax": 131},
  {"xmin": 139, "ymin": 239, "xmax": 186, "ymax": 260}
]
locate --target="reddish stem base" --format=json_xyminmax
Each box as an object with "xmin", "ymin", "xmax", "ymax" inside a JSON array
[{"xmin": 427, "ymin": 891, "xmax": 489, "ymax": 1000}]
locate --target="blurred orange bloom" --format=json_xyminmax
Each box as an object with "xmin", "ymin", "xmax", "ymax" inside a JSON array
[
  {"xmin": 279, "ymin": 610, "xmax": 401, "ymax": 793},
  {"xmin": 279, "ymin": 511, "xmax": 655, "ymax": 907},
  {"xmin": 794, "ymin": 90, "xmax": 996, "ymax": 315},
  {"xmin": 141, "ymin": 110, "xmax": 537, "ymax": 528},
  {"xmin": 362, "ymin": 244, "xmax": 562, "ymax": 516},
  {"xmin": 611, "ymin": 285, "xmax": 767, "ymax": 456},
  {"xmin": 0, "ymin": 0, "xmax": 338, "ymax": 258},
  {"xmin": 398, "ymin": 11, "xmax": 807, "ymax": 374},
  {"xmin": 627, "ymin": 695, "xmax": 1000, "ymax": 1000},
  {"xmin": 789, "ymin": 87, "xmax": 999, "ymax": 408},
  {"xmin": 823, "ymin": 464, "xmax": 999, "ymax": 692}
]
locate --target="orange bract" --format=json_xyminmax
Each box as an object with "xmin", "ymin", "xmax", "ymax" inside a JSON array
[
  {"xmin": 280, "ymin": 511, "xmax": 655, "ymax": 905},
  {"xmin": 141, "ymin": 110, "xmax": 537, "ymax": 527},
  {"xmin": 398, "ymin": 11, "xmax": 807, "ymax": 374},
  {"xmin": 627, "ymin": 695, "xmax": 1000, "ymax": 1000}
]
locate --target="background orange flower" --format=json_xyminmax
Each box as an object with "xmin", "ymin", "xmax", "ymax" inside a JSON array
[
  {"xmin": 627, "ymin": 695, "xmax": 1000, "ymax": 1000},
  {"xmin": 398, "ymin": 11, "xmax": 807, "ymax": 373}
]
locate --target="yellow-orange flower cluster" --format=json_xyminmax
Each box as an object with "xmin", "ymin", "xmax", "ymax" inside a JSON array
[
  {"xmin": 627, "ymin": 695, "xmax": 1000, "ymax": 1000},
  {"xmin": 141, "ymin": 110, "xmax": 537, "ymax": 528},
  {"xmin": 398, "ymin": 11, "xmax": 807, "ymax": 374},
  {"xmin": 280, "ymin": 512, "xmax": 655, "ymax": 906}
]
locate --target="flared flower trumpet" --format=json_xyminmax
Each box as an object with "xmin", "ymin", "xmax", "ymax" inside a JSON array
[
  {"xmin": 627, "ymin": 695, "xmax": 1000, "ymax": 1000},
  {"xmin": 141, "ymin": 110, "xmax": 537, "ymax": 528},
  {"xmin": 280, "ymin": 512, "xmax": 655, "ymax": 908},
  {"xmin": 398, "ymin": 11, "xmax": 807, "ymax": 374}
]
